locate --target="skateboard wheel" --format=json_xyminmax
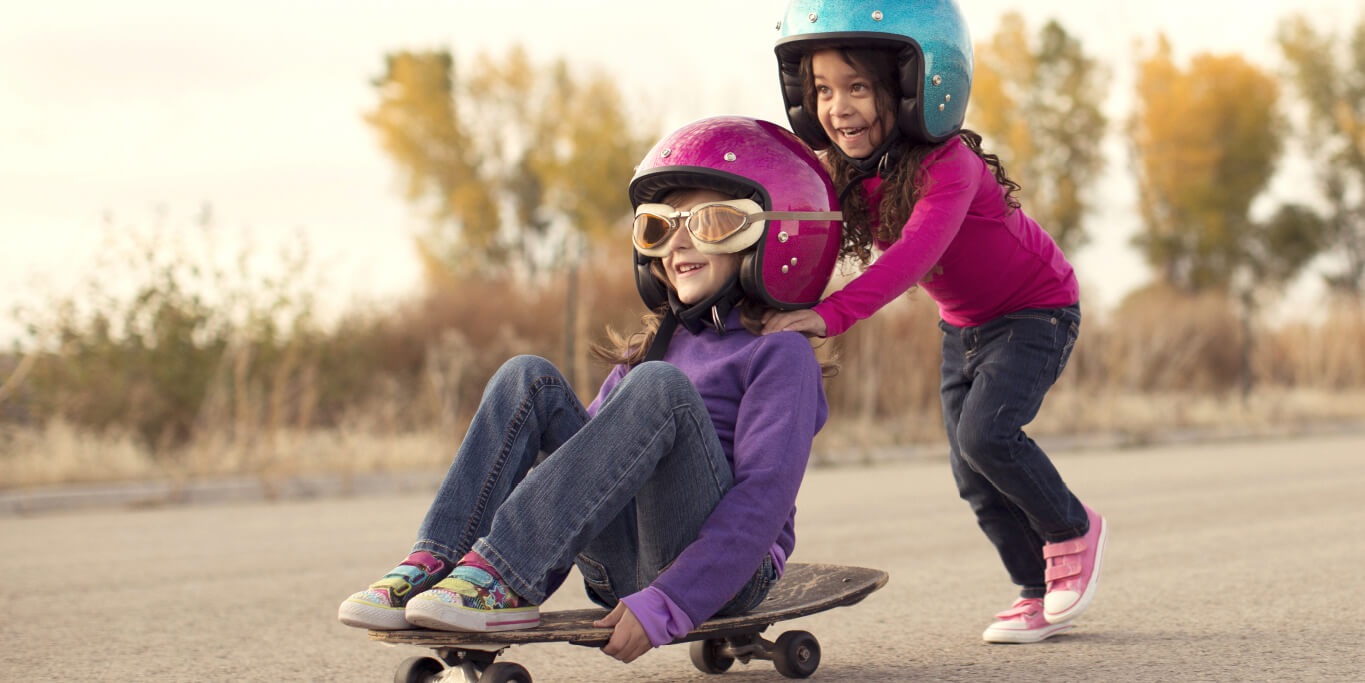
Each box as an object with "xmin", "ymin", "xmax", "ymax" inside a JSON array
[
  {"xmin": 393, "ymin": 655, "xmax": 445, "ymax": 683},
  {"xmin": 690, "ymin": 638, "xmax": 735, "ymax": 674},
  {"xmin": 773, "ymin": 630, "xmax": 820, "ymax": 679},
  {"xmin": 479, "ymin": 661, "xmax": 532, "ymax": 683}
]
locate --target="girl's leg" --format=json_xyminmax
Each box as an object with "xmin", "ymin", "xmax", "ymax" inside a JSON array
[
  {"xmin": 473, "ymin": 361, "xmax": 734, "ymax": 604},
  {"xmin": 942, "ymin": 307, "xmax": 1104, "ymax": 629},
  {"xmin": 338, "ymin": 355, "xmax": 586, "ymax": 630},
  {"xmin": 948, "ymin": 305, "xmax": 1104, "ymax": 623},
  {"xmin": 942, "ymin": 319, "xmax": 1048, "ymax": 596},
  {"xmin": 412, "ymin": 355, "xmax": 589, "ymax": 561},
  {"xmin": 572, "ymin": 362, "xmax": 777, "ymax": 616}
]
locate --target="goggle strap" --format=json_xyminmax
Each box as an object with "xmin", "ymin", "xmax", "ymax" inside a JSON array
[{"xmin": 751, "ymin": 211, "xmax": 844, "ymax": 222}]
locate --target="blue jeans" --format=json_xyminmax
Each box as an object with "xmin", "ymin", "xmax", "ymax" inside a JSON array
[
  {"xmin": 939, "ymin": 305, "xmax": 1088, "ymax": 598},
  {"xmin": 412, "ymin": 355, "xmax": 772, "ymax": 615}
]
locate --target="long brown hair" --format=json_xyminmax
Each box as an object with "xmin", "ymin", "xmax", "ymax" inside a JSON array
[
  {"xmin": 800, "ymin": 48, "xmax": 1022, "ymax": 266},
  {"xmin": 587, "ymin": 266, "xmax": 773, "ymax": 367}
]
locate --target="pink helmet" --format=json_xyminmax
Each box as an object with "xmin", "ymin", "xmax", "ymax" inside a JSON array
[{"xmin": 628, "ymin": 116, "xmax": 842, "ymax": 311}]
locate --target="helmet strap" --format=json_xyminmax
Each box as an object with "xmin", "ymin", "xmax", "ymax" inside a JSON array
[
  {"xmin": 838, "ymin": 125, "xmax": 904, "ymax": 178},
  {"xmin": 640, "ymin": 275, "xmax": 743, "ymax": 363},
  {"xmin": 669, "ymin": 275, "xmax": 743, "ymax": 336},
  {"xmin": 641, "ymin": 312, "xmax": 678, "ymax": 363}
]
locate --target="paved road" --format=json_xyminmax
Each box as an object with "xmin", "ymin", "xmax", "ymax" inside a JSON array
[{"xmin": 3, "ymin": 433, "xmax": 1362, "ymax": 682}]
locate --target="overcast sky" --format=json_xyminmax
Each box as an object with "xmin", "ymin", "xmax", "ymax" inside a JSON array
[{"xmin": 2, "ymin": 0, "xmax": 1360, "ymax": 346}]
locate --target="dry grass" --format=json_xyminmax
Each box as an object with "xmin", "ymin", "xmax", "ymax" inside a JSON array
[
  {"xmin": 4, "ymin": 255, "xmax": 1365, "ymax": 490},
  {"xmin": 5, "ymin": 387, "xmax": 1364, "ymax": 488}
]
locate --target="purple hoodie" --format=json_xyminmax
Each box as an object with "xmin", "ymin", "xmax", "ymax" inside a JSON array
[{"xmin": 584, "ymin": 310, "xmax": 828, "ymax": 646}]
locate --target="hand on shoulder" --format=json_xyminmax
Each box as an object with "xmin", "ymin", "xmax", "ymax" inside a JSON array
[{"xmin": 761, "ymin": 309, "xmax": 828, "ymax": 338}]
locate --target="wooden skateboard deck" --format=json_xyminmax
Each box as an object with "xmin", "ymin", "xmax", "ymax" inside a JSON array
[{"xmin": 370, "ymin": 562, "xmax": 888, "ymax": 681}]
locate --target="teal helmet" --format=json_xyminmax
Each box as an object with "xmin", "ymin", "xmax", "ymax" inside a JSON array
[{"xmin": 774, "ymin": 0, "xmax": 973, "ymax": 148}]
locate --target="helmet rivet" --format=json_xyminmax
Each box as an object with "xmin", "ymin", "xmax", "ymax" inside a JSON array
[
  {"xmin": 807, "ymin": 12, "xmax": 818, "ymax": 23},
  {"xmin": 932, "ymin": 74, "xmax": 943, "ymax": 86},
  {"xmin": 871, "ymin": 10, "xmax": 883, "ymax": 21},
  {"xmin": 660, "ymin": 148, "xmax": 671, "ymax": 158},
  {"xmin": 723, "ymin": 152, "xmax": 737, "ymax": 162},
  {"xmin": 790, "ymin": 257, "xmax": 799, "ymax": 266},
  {"xmin": 778, "ymin": 231, "xmax": 790, "ymax": 243},
  {"xmin": 938, "ymin": 103, "xmax": 946, "ymax": 111},
  {"xmin": 781, "ymin": 265, "xmax": 790, "ymax": 274},
  {"xmin": 945, "ymin": 94, "xmax": 952, "ymax": 102}
]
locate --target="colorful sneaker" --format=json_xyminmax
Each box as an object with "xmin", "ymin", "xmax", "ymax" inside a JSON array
[
  {"xmin": 405, "ymin": 553, "xmax": 539, "ymax": 632},
  {"xmin": 982, "ymin": 597, "xmax": 1075, "ymax": 643},
  {"xmin": 337, "ymin": 550, "xmax": 451, "ymax": 630},
  {"xmin": 1043, "ymin": 505, "xmax": 1108, "ymax": 624}
]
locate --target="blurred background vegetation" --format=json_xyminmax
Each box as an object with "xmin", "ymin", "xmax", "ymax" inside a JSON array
[{"xmin": 3, "ymin": 12, "xmax": 1364, "ymax": 489}]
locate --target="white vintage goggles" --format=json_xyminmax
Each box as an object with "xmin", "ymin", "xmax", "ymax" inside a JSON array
[{"xmin": 632, "ymin": 198, "xmax": 841, "ymax": 257}]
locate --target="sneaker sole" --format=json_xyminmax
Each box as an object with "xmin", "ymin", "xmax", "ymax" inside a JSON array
[
  {"xmin": 338, "ymin": 600, "xmax": 411, "ymax": 630},
  {"xmin": 983, "ymin": 620, "xmax": 1075, "ymax": 644},
  {"xmin": 406, "ymin": 598, "xmax": 540, "ymax": 632},
  {"xmin": 1044, "ymin": 516, "xmax": 1109, "ymax": 624}
]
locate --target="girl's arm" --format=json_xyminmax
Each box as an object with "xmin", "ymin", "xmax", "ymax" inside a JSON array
[
  {"xmin": 810, "ymin": 140, "xmax": 981, "ymax": 337},
  {"xmin": 624, "ymin": 332, "xmax": 827, "ymax": 644}
]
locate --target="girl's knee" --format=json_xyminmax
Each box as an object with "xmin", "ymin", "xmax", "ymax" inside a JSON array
[
  {"xmin": 618, "ymin": 361, "xmax": 691, "ymax": 399},
  {"xmin": 956, "ymin": 421, "xmax": 1015, "ymax": 464},
  {"xmin": 492, "ymin": 355, "xmax": 558, "ymax": 385}
]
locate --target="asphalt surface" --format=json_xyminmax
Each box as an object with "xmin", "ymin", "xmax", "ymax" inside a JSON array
[{"xmin": 3, "ymin": 432, "xmax": 1362, "ymax": 682}]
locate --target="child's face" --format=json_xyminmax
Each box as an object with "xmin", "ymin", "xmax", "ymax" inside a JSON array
[
  {"xmin": 659, "ymin": 189, "xmax": 743, "ymax": 306},
  {"xmin": 811, "ymin": 49, "xmax": 892, "ymax": 159}
]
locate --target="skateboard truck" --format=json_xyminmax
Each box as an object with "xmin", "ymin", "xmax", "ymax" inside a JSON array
[
  {"xmin": 689, "ymin": 628, "xmax": 822, "ymax": 678},
  {"xmin": 396, "ymin": 646, "xmax": 529, "ymax": 683}
]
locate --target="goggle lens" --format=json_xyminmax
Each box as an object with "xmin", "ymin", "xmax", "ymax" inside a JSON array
[
  {"xmin": 632, "ymin": 202, "xmax": 754, "ymax": 250},
  {"xmin": 688, "ymin": 205, "xmax": 749, "ymax": 243},
  {"xmin": 633, "ymin": 213, "xmax": 676, "ymax": 249}
]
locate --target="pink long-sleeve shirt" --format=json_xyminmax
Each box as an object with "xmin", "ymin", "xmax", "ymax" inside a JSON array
[{"xmin": 813, "ymin": 137, "xmax": 1079, "ymax": 335}]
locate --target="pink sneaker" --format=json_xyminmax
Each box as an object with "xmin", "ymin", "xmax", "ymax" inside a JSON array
[
  {"xmin": 1043, "ymin": 505, "xmax": 1107, "ymax": 624},
  {"xmin": 982, "ymin": 598, "xmax": 1075, "ymax": 643}
]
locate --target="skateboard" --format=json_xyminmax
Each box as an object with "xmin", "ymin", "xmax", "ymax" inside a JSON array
[{"xmin": 369, "ymin": 562, "xmax": 888, "ymax": 682}]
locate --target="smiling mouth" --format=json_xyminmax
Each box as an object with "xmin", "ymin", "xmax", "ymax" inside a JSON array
[
  {"xmin": 837, "ymin": 127, "xmax": 868, "ymax": 138},
  {"xmin": 675, "ymin": 263, "xmax": 705, "ymax": 276}
]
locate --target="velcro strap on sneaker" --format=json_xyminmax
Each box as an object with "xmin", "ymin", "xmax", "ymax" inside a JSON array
[
  {"xmin": 1045, "ymin": 559, "xmax": 1081, "ymax": 582},
  {"xmin": 1043, "ymin": 538, "xmax": 1087, "ymax": 559},
  {"xmin": 996, "ymin": 603, "xmax": 1037, "ymax": 619}
]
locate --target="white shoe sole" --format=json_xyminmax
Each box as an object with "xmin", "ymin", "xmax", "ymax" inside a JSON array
[
  {"xmin": 338, "ymin": 600, "xmax": 411, "ymax": 630},
  {"xmin": 405, "ymin": 597, "xmax": 540, "ymax": 632},
  {"xmin": 983, "ymin": 620, "xmax": 1075, "ymax": 644}
]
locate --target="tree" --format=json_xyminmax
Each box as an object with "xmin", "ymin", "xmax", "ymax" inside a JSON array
[
  {"xmin": 365, "ymin": 47, "xmax": 657, "ymax": 389},
  {"xmin": 1129, "ymin": 37, "xmax": 1327, "ymax": 399},
  {"xmin": 1277, "ymin": 13, "xmax": 1365, "ymax": 299},
  {"xmin": 969, "ymin": 12, "xmax": 1108, "ymax": 254},
  {"xmin": 364, "ymin": 47, "xmax": 656, "ymax": 282},
  {"xmin": 1128, "ymin": 37, "xmax": 1294, "ymax": 293}
]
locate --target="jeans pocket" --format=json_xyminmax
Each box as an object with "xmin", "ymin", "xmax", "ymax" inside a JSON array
[
  {"xmin": 574, "ymin": 553, "xmax": 617, "ymax": 609},
  {"xmin": 1056, "ymin": 320, "xmax": 1078, "ymax": 382}
]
